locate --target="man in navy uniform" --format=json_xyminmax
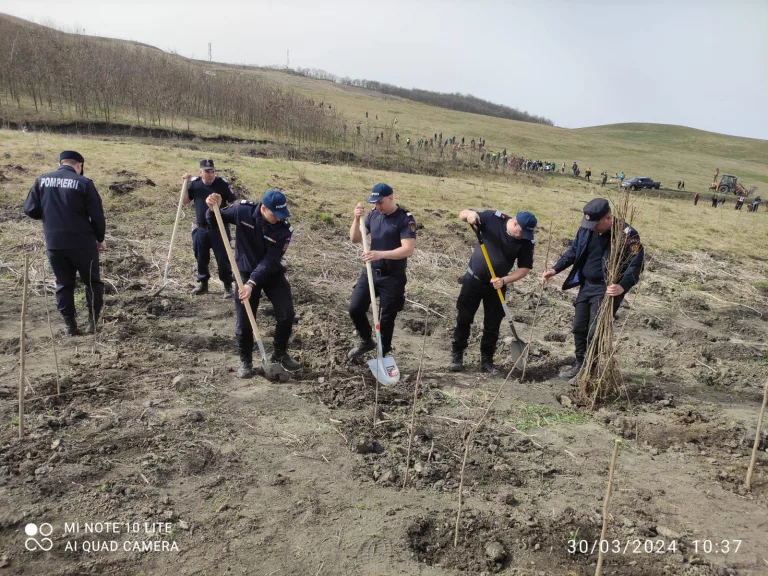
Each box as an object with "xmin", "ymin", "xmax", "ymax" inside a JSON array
[
  {"xmin": 449, "ymin": 209, "xmax": 536, "ymax": 373},
  {"xmin": 24, "ymin": 150, "xmax": 105, "ymax": 336},
  {"xmin": 183, "ymin": 159, "xmax": 236, "ymax": 296},
  {"xmin": 204, "ymin": 190, "xmax": 300, "ymax": 378},
  {"xmin": 348, "ymin": 183, "xmax": 416, "ymax": 359},
  {"xmin": 542, "ymin": 198, "xmax": 644, "ymax": 384}
]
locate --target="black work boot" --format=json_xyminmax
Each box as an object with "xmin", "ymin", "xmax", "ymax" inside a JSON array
[
  {"xmin": 191, "ymin": 280, "xmax": 209, "ymax": 296},
  {"xmin": 347, "ymin": 338, "xmax": 376, "ymax": 360},
  {"xmin": 237, "ymin": 355, "xmax": 254, "ymax": 379},
  {"xmin": 448, "ymin": 349, "xmax": 464, "ymax": 372},
  {"xmin": 63, "ymin": 315, "xmax": 79, "ymax": 336},
  {"xmin": 84, "ymin": 314, "xmax": 99, "ymax": 335},
  {"xmin": 271, "ymin": 350, "xmax": 301, "ymax": 373},
  {"xmin": 559, "ymin": 363, "xmax": 581, "ymax": 380},
  {"xmin": 223, "ymin": 282, "xmax": 233, "ymax": 299},
  {"xmin": 480, "ymin": 355, "xmax": 499, "ymax": 374}
]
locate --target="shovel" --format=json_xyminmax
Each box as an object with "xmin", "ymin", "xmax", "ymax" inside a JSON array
[
  {"xmin": 469, "ymin": 222, "xmax": 527, "ymax": 366},
  {"xmin": 152, "ymin": 178, "xmax": 189, "ymax": 297},
  {"xmin": 359, "ymin": 213, "xmax": 400, "ymax": 385},
  {"xmin": 211, "ymin": 201, "xmax": 288, "ymax": 382}
]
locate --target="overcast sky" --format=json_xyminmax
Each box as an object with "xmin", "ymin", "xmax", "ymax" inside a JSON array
[{"xmin": 2, "ymin": 0, "xmax": 766, "ymax": 139}]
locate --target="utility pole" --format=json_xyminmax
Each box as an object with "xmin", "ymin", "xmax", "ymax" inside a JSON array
[{"xmin": 208, "ymin": 42, "xmax": 212, "ymax": 62}]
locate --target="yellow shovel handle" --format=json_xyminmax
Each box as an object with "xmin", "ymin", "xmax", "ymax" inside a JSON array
[{"xmin": 478, "ymin": 242, "xmax": 506, "ymax": 306}]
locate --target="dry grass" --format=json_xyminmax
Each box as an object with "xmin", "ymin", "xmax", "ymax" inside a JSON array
[{"xmin": 1, "ymin": 131, "xmax": 766, "ymax": 310}]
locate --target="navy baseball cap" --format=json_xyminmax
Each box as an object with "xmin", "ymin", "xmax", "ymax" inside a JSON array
[
  {"xmin": 367, "ymin": 183, "xmax": 393, "ymax": 203},
  {"xmin": 515, "ymin": 211, "xmax": 538, "ymax": 241},
  {"xmin": 262, "ymin": 189, "xmax": 291, "ymax": 220},
  {"xmin": 581, "ymin": 198, "xmax": 611, "ymax": 229},
  {"xmin": 200, "ymin": 159, "xmax": 215, "ymax": 170},
  {"xmin": 60, "ymin": 150, "xmax": 84, "ymax": 163}
]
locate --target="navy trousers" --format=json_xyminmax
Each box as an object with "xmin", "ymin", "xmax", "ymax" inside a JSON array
[
  {"xmin": 573, "ymin": 281, "xmax": 625, "ymax": 365},
  {"xmin": 192, "ymin": 226, "xmax": 233, "ymax": 283},
  {"xmin": 349, "ymin": 269, "xmax": 406, "ymax": 353},
  {"xmin": 47, "ymin": 248, "xmax": 103, "ymax": 319},
  {"xmin": 451, "ymin": 273, "xmax": 506, "ymax": 359},
  {"xmin": 234, "ymin": 272, "xmax": 295, "ymax": 360}
]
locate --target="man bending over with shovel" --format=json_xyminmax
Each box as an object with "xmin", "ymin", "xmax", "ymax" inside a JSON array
[
  {"xmin": 205, "ymin": 191, "xmax": 300, "ymax": 378},
  {"xmin": 449, "ymin": 209, "xmax": 536, "ymax": 373},
  {"xmin": 348, "ymin": 183, "xmax": 417, "ymax": 360}
]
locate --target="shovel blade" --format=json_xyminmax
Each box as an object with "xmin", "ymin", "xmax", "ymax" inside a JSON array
[
  {"xmin": 508, "ymin": 340, "xmax": 527, "ymax": 367},
  {"xmin": 367, "ymin": 356, "xmax": 400, "ymax": 386},
  {"xmin": 150, "ymin": 283, "xmax": 169, "ymax": 298},
  {"xmin": 261, "ymin": 361, "xmax": 290, "ymax": 382}
]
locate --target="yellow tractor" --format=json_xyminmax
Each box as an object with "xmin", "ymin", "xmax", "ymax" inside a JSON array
[{"xmin": 709, "ymin": 174, "xmax": 754, "ymax": 196}]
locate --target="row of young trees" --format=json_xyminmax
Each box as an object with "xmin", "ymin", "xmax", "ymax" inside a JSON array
[
  {"xmin": 281, "ymin": 66, "xmax": 554, "ymax": 126},
  {"xmin": 0, "ymin": 17, "xmax": 344, "ymax": 145}
]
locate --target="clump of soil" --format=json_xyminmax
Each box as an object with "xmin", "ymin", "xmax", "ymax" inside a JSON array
[
  {"xmin": 401, "ymin": 317, "xmax": 434, "ymax": 335},
  {"xmin": 407, "ymin": 512, "xmax": 515, "ymax": 573},
  {"xmin": 343, "ymin": 414, "xmax": 572, "ymax": 494},
  {"xmin": 2, "ymin": 163, "xmax": 27, "ymax": 173},
  {"xmin": 103, "ymin": 250, "xmax": 154, "ymax": 278},
  {"xmin": 544, "ymin": 331, "xmax": 568, "ymax": 342},
  {"xmin": 109, "ymin": 171, "xmax": 156, "ymax": 195}
]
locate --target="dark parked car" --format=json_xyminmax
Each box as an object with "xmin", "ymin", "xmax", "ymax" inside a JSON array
[{"xmin": 621, "ymin": 177, "xmax": 661, "ymax": 190}]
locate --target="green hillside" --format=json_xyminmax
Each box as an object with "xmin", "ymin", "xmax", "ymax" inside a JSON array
[
  {"xmin": 577, "ymin": 123, "xmax": 768, "ymax": 165},
  {"xmin": 1, "ymin": 13, "xmax": 766, "ymax": 194}
]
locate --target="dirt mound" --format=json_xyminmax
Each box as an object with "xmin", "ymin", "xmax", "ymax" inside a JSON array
[
  {"xmin": 342, "ymin": 413, "xmax": 573, "ymax": 494},
  {"xmin": 218, "ymin": 171, "xmax": 253, "ymax": 199},
  {"xmin": 702, "ymin": 342, "xmax": 764, "ymax": 361},
  {"xmin": 401, "ymin": 317, "xmax": 434, "ymax": 335},
  {"xmin": 407, "ymin": 512, "xmax": 516, "ymax": 573},
  {"xmin": 407, "ymin": 507, "xmax": 738, "ymax": 576},
  {"xmin": 543, "ymin": 331, "xmax": 568, "ymax": 342},
  {"xmin": 103, "ymin": 250, "xmax": 154, "ymax": 279},
  {"xmin": 108, "ymin": 172, "xmax": 156, "ymax": 195},
  {"xmin": 2, "ymin": 163, "xmax": 27, "ymax": 173}
]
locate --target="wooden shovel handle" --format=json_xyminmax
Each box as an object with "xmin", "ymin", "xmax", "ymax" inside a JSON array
[
  {"xmin": 162, "ymin": 178, "xmax": 189, "ymax": 284},
  {"xmin": 360, "ymin": 211, "xmax": 381, "ymax": 350},
  {"xmin": 211, "ymin": 202, "xmax": 262, "ymax": 342}
]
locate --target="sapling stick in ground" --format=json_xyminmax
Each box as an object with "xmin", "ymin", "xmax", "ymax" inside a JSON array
[
  {"xmin": 454, "ymin": 349, "xmax": 529, "ymax": 547},
  {"xmin": 746, "ymin": 377, "xmax": 768, "ymax": 490},
  {"xmin": 595, "ymin": 439, "xmax": 621, "ymax": 576},
  {"xmin": 42, "ymin": 258, "xmax": 61, "ymax": 394},
  {"xmin": 18, "ymin": 253, "xmax": 29, "ymax": 439},
  {"xmin": 403, "ymin": 308, "xmax": 429, "ymax": 488}
]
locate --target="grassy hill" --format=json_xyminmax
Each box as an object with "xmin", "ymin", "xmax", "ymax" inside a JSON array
[
  {"xmin": 222, "ymin": 68, "xmax": 767, "ymax": 189},
  {"xmin": 1, "ymin": 12, "xmax": 767, "ymax": 195}
]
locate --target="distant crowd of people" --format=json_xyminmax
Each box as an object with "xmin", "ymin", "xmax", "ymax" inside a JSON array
[
  {"xmin": 359, "ymin": 113, "xmax": 761, "ymax": 210},
  {"xmin": 708, "ymin": 193, "xmax": 762, "ymax": 211}
]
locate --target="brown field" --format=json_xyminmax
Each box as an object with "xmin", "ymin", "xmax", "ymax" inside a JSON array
[{"xmin": 1, "ymin": 127, "xmax": 767, "ymax": 575}]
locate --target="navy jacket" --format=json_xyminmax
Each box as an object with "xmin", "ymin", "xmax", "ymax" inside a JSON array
[
  {"xmin": 364, "ymin": 205, "xmax": 416, "ymax": 273},
  {"xmin": 188, "ymin": 176, "xmax": 236, "ymax": 227},
  {"xmin": 24, "ymin": 165, "xmax": 105, "ymax": 250},
  {"xmin": 206, "ymin": 200, "xmax": 292, "ymax": 285},
  {"xmin": 553, "ymin": 221, "xmax": 644, "ymax": 292}
]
